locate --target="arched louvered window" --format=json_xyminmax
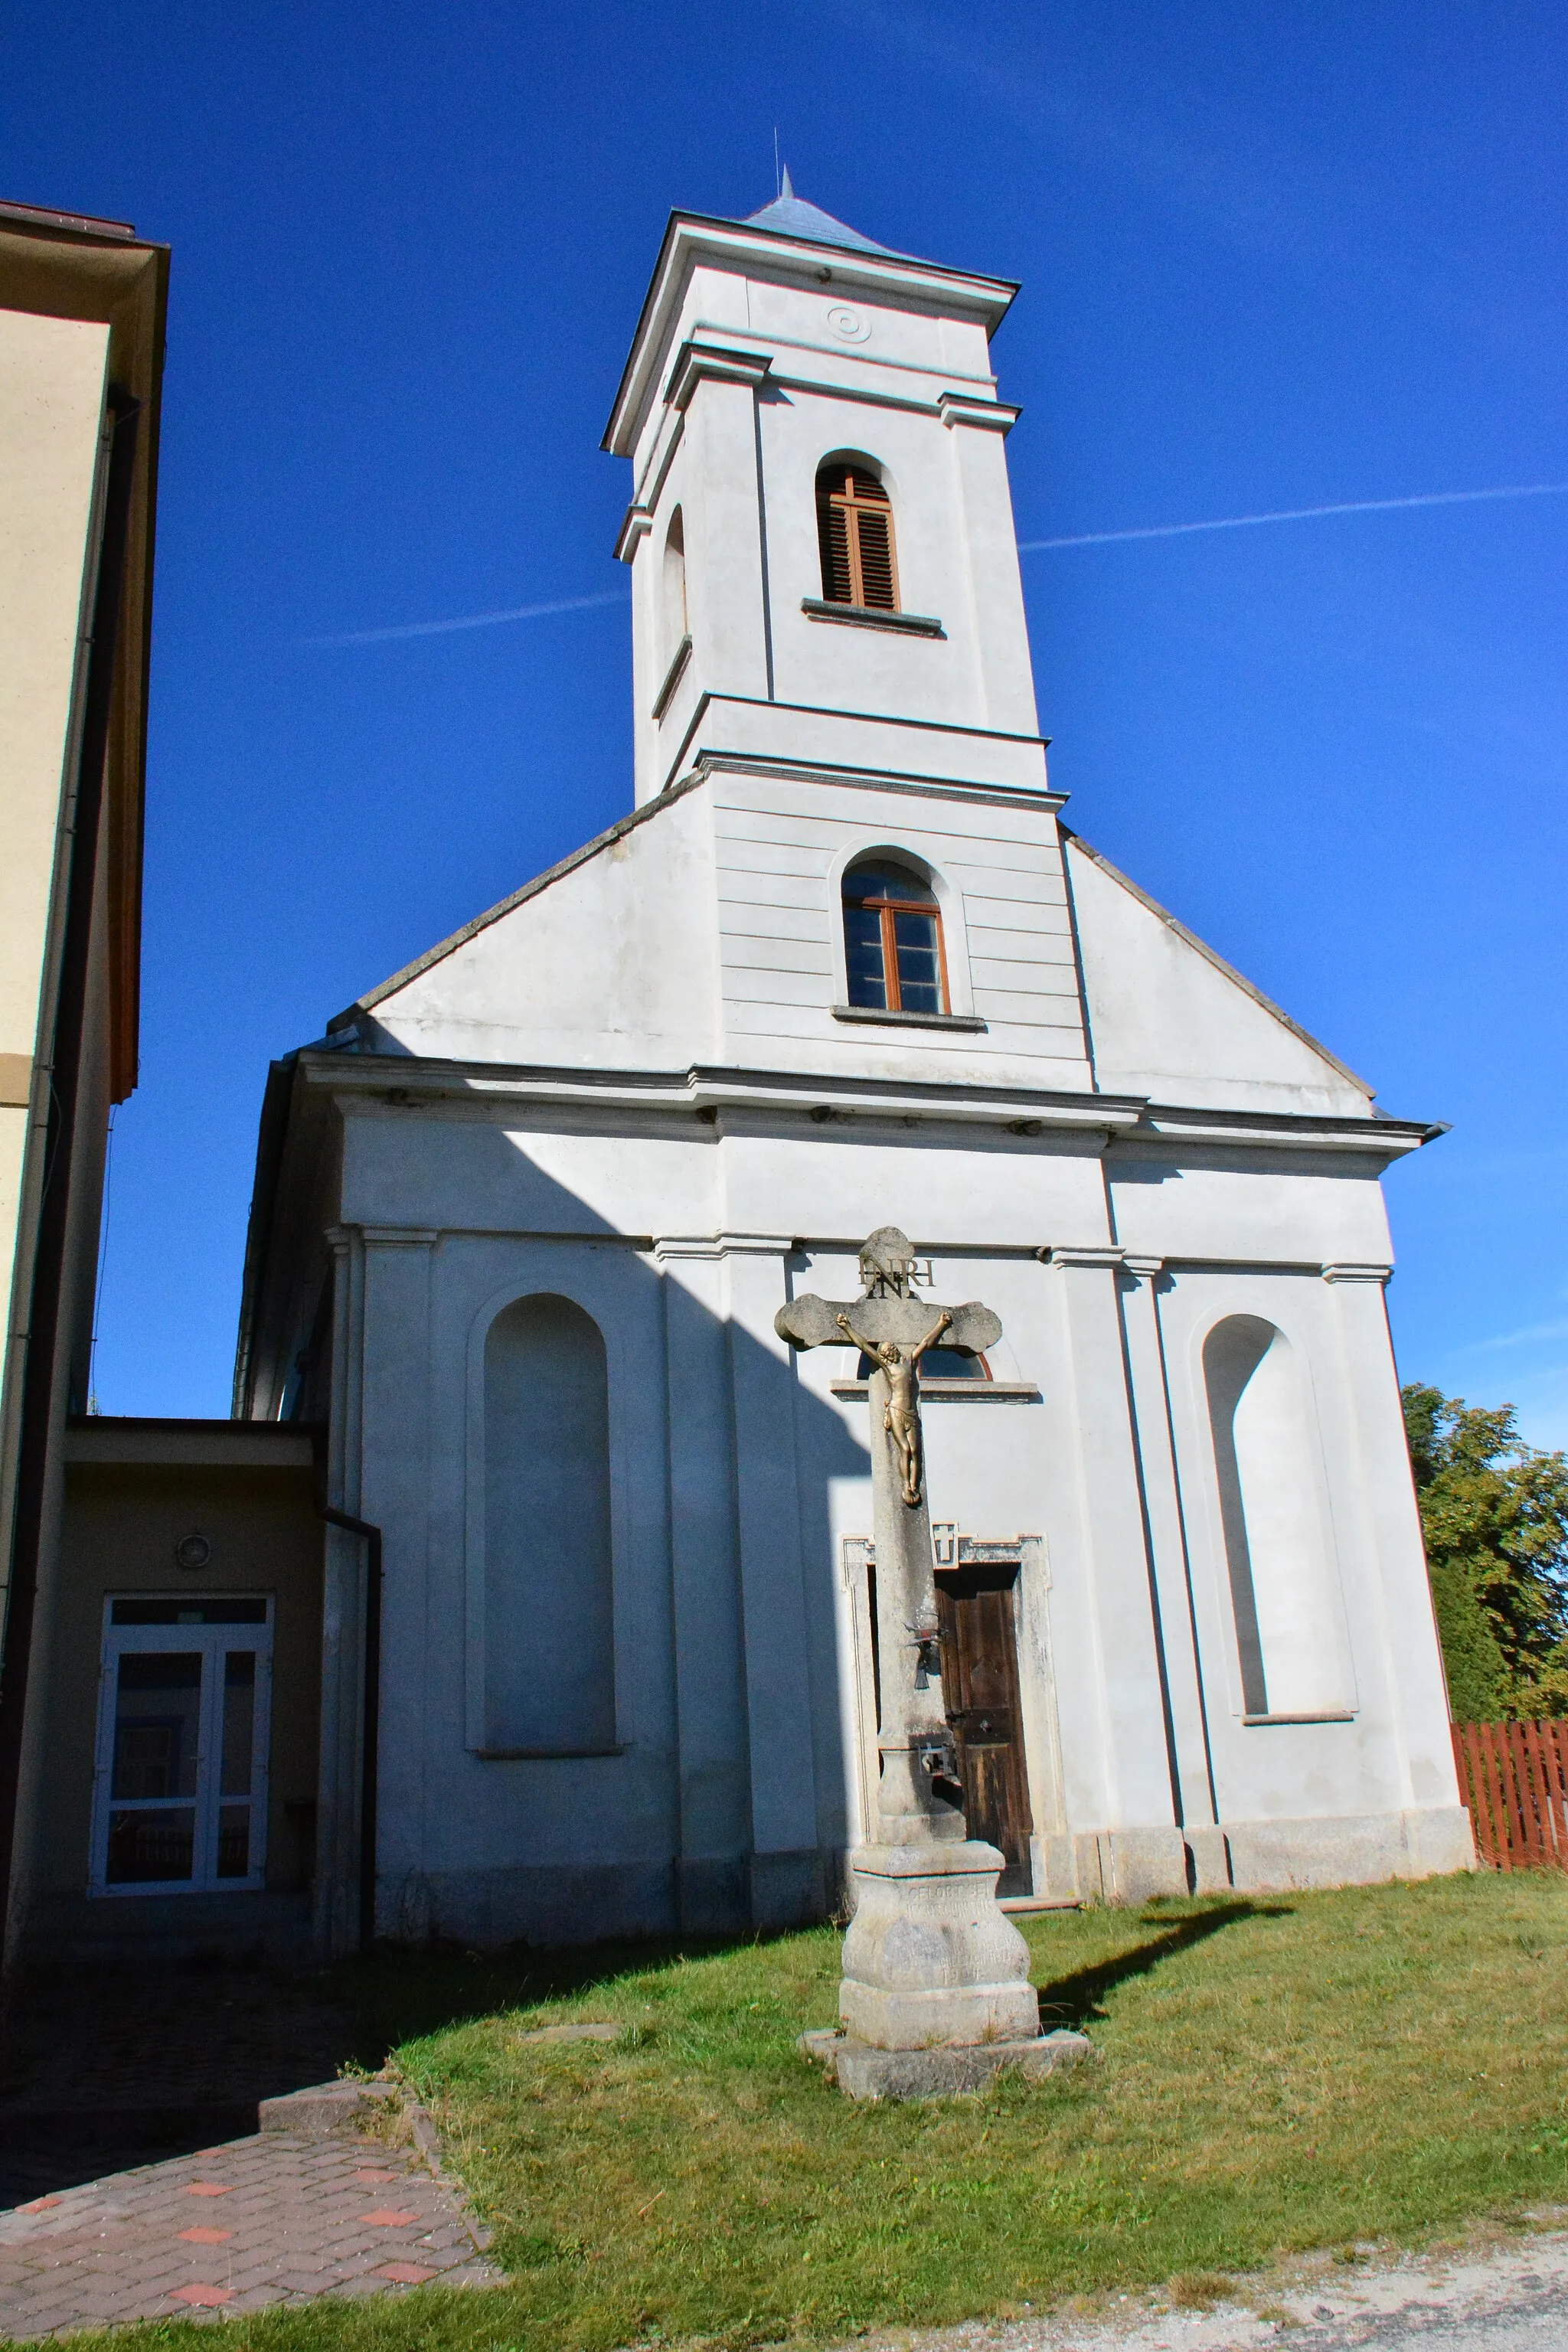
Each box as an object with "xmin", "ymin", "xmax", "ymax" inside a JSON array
[
  {"xmin": 816, "ymin": 462, "xmax": 899, "ymax": 612},
  {"xmin": 842, "ymin": 858, "xmax": 948, "ymax": 1014}
]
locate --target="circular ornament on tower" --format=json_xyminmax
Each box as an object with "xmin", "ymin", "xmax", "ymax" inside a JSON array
[
  {"xmin": 174, "ymin": 1533, "xmax": 212, "ymax": 1571},
  {"xmin": 825, "ymin": 304, "xmax": 871, "ymax": 344}
]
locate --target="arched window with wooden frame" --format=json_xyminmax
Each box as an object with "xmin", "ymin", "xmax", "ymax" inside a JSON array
[
  {"xmin": 816, "ymin": 460, "xmax": 899, "ymax": 612},
  {"xmin": 842, "ymin": 858, "xmax": 948, "ymax": 1015}
]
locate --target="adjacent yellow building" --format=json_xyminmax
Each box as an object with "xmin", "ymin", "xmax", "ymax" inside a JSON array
[{"xmin": 0, "ymin": 200, "xmax": 167, "ymax": 1960}]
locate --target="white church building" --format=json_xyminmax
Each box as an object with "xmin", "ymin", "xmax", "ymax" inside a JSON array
[{"xmin": 233, "ymin": 186, "xmax": 1474, "ymax": 1954}]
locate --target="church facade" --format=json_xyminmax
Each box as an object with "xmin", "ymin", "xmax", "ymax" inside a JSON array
[{"xmin": 236, "ymin": 189, "xmax": 1473, "ymax": 1954}]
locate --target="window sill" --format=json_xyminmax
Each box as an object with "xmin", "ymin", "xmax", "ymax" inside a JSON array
[
  {"xmin": 801, "ymin": 598, "xmax": 946, "ymax": 638},
  {"xmin": 90, "ymin": 1878, "xmax": 269, "ymax": 1898},
  {"xmin": 831, "ymin": 1004, "xmax": 986, "ymax": 1032},
  {"xmin": 475, "ymin": 1744, "xmax": 631, "ymax": 1760},
  {"xmin": 830, "ymin": 1380, "xmax": 1042, "ymax": 1402},
  {"xmin": 651, "ymin": 632, "xmax": 692, "ymax": 720},
  {"xmin": 1240, "ymin": 1711, "xmax": 1356, "ymax": 1726}
]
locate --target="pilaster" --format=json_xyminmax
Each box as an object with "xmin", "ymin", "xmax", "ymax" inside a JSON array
[
  {"xmin": 681, "ymin": 348, "xmax": 773, "ymax": 718},
  {"xmin": 720, "ymin": 1233, "xmax": 824, "ymax": 1926},
  {"xmin": 939, "ymin": 391, "xmax": 1037, "ymax": 735},
  {"xmin": 1318, "ymin": 1261, "xmax": 1464, "ymax": 1818},
  {"xmin": 1043, "ymin": 1245, "xmax": 1187, "ymax": 1898},
  {"xmin": 1117, "ymin": 1256, "xmax": 1217, "ymax": 1831},
  {"xmin": 357, "ymin": 1228, "xmax": 438, "ymax": 1939},
  {"xmin": 315, "ymin": 1223, "xmax": 364, "ymax": 1957},
  {"xmin": 653, "ymin": 1235, "xmax": 753, "ymax": 1932}
]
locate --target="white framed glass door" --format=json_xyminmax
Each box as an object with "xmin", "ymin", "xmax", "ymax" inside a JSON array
[{"xmin": 89, "ymin": 1597, "xmax": 273, "ymax": 1895}]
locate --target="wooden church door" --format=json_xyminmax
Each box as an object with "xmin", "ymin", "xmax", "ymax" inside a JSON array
[{"xmin": 935, "ymin": 1562, "xmax": 1034, "ymax": 1895}]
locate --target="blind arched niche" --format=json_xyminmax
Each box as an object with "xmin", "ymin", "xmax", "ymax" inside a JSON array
[
  {"xmin": 1203, "ymin": 1315, "xmax": 1354, "ymax": 1720},
  {"xmin": 484, "ymin": 1293, "xmax": 616, "ymax": 1752},
  {"xmin": 661, "ymin": 507, "xmax": 687, "ymax": 663}
]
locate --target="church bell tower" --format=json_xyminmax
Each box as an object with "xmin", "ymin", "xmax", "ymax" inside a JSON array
[{"xmin": 605, "ymin": 181, "xmax": 1046, "ymax": 812}]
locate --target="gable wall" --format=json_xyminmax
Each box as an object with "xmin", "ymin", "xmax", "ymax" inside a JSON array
[
  {"xmin": 368, "ymin": 784, "xmax": 720, "ymax": 1070},
  {"xmin": 708, "ymin": 770, "xmax": 1093, "ymax": 1087},
  {"xmin": 1066, "ymin": 836, "xmax": 1372, "ymax": 1116}
]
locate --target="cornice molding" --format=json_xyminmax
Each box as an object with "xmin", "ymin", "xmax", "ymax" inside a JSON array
[
  {"xmin": 656, "ymin": 685, "xmax": 1057, "ymax": 800},
  {"xmin": 665, "ymin": 338, "xmax": 773, "ymax": 413},
  {"xmin": 676, "ymin": 746, "xmax": 1063, "ymax": 815},
  {"xmin": 299, "ymin": 1048, "xmax": 1437, "ymax": 1165},
  {"xmin": 305, "ymin": 1052, "xmax": 1145, "ymax": 1138},
  {"xmin": 938, "ymin": 390, "xmax": 1021, "ymax": 434},
  {"xmin": 1321, "ymin": 1262, "xmax": 1393, "ymax": 1285},
  {"xmin": 614, "ymin": 504, "xmax": 653, "ymax": 564},
  {"xmin": 605, "ymin": 212, "xmax": 1018, "ymax": 457},
  {"xmin": 1116, "ymin": 1106, "xmax": 1439, "ymax": 1160},
  {"xmin": 653, "ymin": 1232, "xmax": 795, "ymax": 1262}
]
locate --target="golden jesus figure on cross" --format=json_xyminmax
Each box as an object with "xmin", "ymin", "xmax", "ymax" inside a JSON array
[{"xmin": 835, "ymin": 1306, "xmax": 953, "ymax": 1508}]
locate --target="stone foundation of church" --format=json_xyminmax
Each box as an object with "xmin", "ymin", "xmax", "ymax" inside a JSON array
[
  {"xmin": 1218, "ymin": 1803, "xmax": 1477, "ymax": 1893},
  {"xmin": 371, "ymin": 1808, "xmax": 1475, "ymax": 1951},
  {"xmin": 1048, "ymin": 1803, "xmax": 1477, "ymax": 1905}
]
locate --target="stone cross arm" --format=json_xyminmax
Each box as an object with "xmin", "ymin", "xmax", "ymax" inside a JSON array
[{"xmin": 776, "ymin": 1295, "xmax": 1002, "ymax": 1355}]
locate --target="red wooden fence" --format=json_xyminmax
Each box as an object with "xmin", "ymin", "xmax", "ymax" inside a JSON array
[{"xmin": 1452, "ymin": 1720, "xmax": 1568, "ymax": 1870}]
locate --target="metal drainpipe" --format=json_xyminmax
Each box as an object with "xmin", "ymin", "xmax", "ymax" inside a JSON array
[{"xmin": 316, "ymin": 1504, "xmax": 383, "ymax": 1952}]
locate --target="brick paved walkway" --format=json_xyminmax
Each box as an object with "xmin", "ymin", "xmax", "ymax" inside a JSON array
[
  {"xmin": 0, "ymin": 1963, "xmax": 359, "ymax": 2208},
  {"xmin": 0, "ymin": 2126, "xmax": 502, "ymax": 2337}
]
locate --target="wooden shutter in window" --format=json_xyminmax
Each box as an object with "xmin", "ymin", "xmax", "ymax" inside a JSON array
[
  {"xmin": 816, "ymin": 466, "xmax": 900, "ymax": 612},
  {"xmin": 855, "ymin": 501, "xmax": 896, "ymax": 609},
  {"xmin": 818, "ymin": 485, "xmax": 854, "ymax": 603}
]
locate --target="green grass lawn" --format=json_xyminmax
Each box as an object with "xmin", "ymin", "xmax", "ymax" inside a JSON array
[{"xmin": 27, "ymin": 1871, "xmax": 1568, "ymax": 2352}]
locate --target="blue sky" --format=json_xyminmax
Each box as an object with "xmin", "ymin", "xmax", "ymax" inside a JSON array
[{"xmin": 10, "ymin": 2, "xmax": 1566, "ymax": 1438}]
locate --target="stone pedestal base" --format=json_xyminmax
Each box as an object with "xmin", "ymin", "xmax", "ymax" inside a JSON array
[
  {"xmin": 839, "ymin": 1837, "xmax": 1040, "ymax": 2049},
  {"xmin": 799, "ymin": 2026, "xmax": 1094, "ymax": 2102}
]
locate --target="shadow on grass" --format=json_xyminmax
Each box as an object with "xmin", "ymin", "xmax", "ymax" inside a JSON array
[
  {"xmin": 0, "ymin": 1929, "xmax": 810, "ymax": 2205},
  {"xmin": 337, "ymin": 1924, "xmax": 827, "ymax": 2063},
  {"xmin": 346, "ymin": 1903, "xmax": 1297, "ymax": 2057},
  {"xmin": 1034, "ymin": 1900, "xmax": 1292, "ymax": 2030}
]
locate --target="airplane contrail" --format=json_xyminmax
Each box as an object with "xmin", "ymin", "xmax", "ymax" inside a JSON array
[
  {"xmin": 1018, "ymin": 481, "xmax": 1568, "ymax": 552},
  {"xmin": 305, "ymin": 587, "xmax": 629, "ymax": 645},
  {"xmin": 307, "ymin": 479, "xmax": 1568, "ymax": 644}
]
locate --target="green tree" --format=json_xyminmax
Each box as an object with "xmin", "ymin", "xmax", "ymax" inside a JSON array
[{"xmin": 1402, "ymin": 1383, "xmax": 1568, "ymax": 1720}]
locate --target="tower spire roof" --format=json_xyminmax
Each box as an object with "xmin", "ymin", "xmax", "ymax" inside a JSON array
[{"xmin": 741, "ymin": 175, "xmax": 893, "ymax": 256}]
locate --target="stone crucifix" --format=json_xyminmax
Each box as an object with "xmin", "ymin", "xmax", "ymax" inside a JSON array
[
  {"xmin": 776, "ymin": 1226, "xmax": 1049, "ymax": 2078},
  {"xmin": 776, "ymin": 1227, "xmax": 1001, "ymax": 1839},
  {"xmin": 834, "ymin": 1302, "xmax": 950, "ymax": 1508}
]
